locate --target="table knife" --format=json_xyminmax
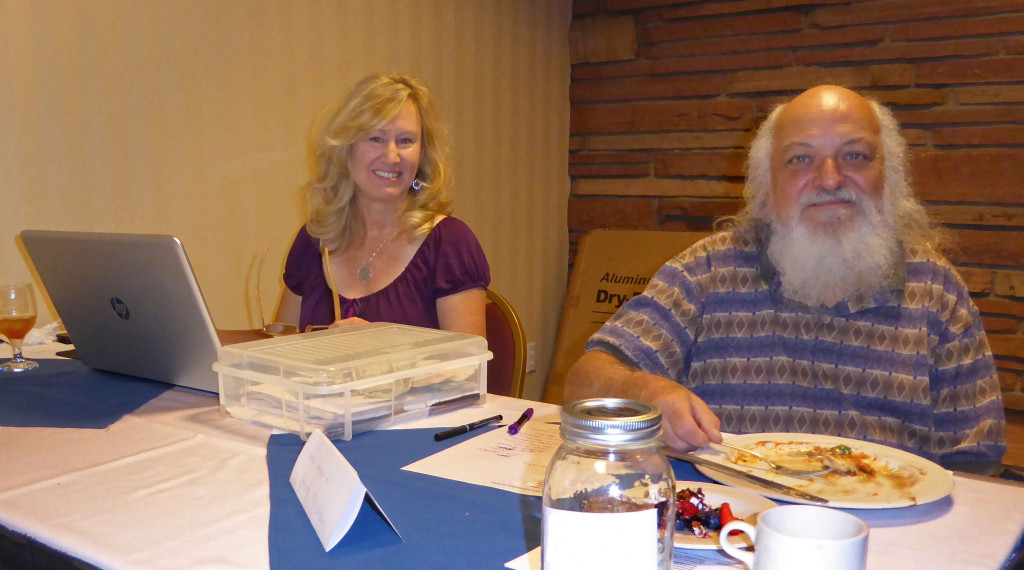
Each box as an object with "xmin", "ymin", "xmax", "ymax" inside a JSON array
[{"xmin": 661, "ymin": 447, "xmax": 829, "ymax": 504}]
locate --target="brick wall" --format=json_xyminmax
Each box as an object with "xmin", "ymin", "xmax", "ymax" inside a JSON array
[{"xmin": 568, "ymin": 0, "xmax": 1024, "ymax": 411}]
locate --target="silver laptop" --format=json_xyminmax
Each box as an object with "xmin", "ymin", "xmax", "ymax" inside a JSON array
[{"xmin": 20, "ymin": 230, "xmax": 222, "ymax": 393}]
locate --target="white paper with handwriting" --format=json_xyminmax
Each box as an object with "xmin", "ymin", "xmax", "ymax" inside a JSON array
[
  {"xmin": 289, "ymin": 429, "xmax": 401, "ymax": 550},
  {"xmin": 402, "ymin": 419, "xmax": 562, "ymax": 496}
]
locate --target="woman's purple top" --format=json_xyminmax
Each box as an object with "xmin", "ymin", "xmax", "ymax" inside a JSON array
[{"xmin": 283, "ymin": 216, "xmax": 490, "ymax": 331}]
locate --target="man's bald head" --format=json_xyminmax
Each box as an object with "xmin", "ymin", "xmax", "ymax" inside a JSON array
[{"xmin": 767, "ymin": 85, "xmax": 885, "ymax": 230}]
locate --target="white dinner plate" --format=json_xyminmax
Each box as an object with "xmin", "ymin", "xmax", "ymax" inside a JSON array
[
  {"xmin": 673, "ymin": 482, "xmax": 778, "ymax": 550},
  {"xmin": 692, "ymin": 433, "xmax": 954, "ymax": 509}
]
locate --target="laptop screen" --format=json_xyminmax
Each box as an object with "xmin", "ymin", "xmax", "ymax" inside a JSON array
[{"xmin": 20, "ymin": 230, "xmax": 222, "ymax": 393}]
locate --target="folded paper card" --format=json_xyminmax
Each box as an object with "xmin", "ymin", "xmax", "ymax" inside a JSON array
[{"xmin": 289, "ymin": 429, "xmax": 401, "ymax": 550}]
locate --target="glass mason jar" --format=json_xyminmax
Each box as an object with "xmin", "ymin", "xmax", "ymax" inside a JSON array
[{"xmin": 542, "ymin": 398, "xmax": 675, "ymax": 569}]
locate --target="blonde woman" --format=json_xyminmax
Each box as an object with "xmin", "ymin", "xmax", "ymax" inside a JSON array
[{"xmin": 274, "ymin": 74, "xmax": 489, "ymax": 336}]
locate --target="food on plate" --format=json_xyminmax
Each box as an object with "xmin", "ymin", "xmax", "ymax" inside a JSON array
[
  {"xmin": 696, "ymin": 435, "xmax": 951, "ymax": 509},
  {"xmin": 675, "ymin": 487, "xmax": 737, "ymax": 538},
  {"xmin": 727, "ymin": 440, "xmax": 922, "ymax": 494},
  {"xmin": 731, "ymin": 442, "xmax": 881, "ymax": 476},
  {"xmin": 818, "ymin": 444, "xmax": 878, "ymax": 476}
]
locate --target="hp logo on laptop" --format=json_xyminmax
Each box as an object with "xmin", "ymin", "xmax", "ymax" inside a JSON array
[{"xmin": 110, "ymin": 297, "xmax": 131, "ymax": 320}]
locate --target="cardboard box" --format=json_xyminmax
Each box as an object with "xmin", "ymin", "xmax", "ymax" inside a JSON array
[{"xmin": 543, "ymin": 229, "xmax": 709, "ymax": 404}]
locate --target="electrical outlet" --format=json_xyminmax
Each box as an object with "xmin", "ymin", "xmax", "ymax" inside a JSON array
[{"xmin": 526, "ymin": 342, "xmax": 537, "ymax": 374}]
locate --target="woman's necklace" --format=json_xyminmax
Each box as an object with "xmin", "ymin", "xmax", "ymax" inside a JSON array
[{"xmin": 356, "ymin": 232, "xmax": 396, "ymax": 283}]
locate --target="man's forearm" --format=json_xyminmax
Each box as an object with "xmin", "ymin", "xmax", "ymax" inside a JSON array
[{"xmin": 564, "ymin": 350, "xmax": 652, "ymax": 404}]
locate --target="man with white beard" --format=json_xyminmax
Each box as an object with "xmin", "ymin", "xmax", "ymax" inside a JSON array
[{"xmin": 565, "ymin": 85, "xmax": 1007, "ymax": 469}]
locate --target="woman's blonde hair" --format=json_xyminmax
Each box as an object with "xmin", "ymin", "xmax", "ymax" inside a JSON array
[{"xmin": 305, "ymin": 74, "xmax": 453, "ymax": 252}]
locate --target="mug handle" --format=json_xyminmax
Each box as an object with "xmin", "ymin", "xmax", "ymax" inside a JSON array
[{"xmin": 719, "ymin": 520, "xmax": 756, "ymax": 566}]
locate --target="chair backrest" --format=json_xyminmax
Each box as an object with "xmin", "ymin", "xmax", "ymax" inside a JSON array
[
  {"xmin": 542, "ymin": 229, "xmax": 710, "ymax": 404},
  {"xmin": 485, "ymin": 288, "xmax": 527, "ymax": 398}
]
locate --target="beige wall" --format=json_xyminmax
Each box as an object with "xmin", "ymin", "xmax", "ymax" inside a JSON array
[{"xmin": 0, "ymin": 0, "xmax": 571, "ymax": 400}]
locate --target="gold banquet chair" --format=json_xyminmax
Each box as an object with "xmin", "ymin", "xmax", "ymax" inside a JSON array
[{"xmin": 484, "ymin": 288, "xmax": 527, "ymax": 398}]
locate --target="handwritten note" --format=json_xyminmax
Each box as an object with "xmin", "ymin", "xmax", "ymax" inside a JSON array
[
  {"xmin": 290, "ymin": 429, "xmax": 400, "ymax": 551},
  {"xmin": 403, "ymin": 419, "xmax": 562, "ymax": 496}
]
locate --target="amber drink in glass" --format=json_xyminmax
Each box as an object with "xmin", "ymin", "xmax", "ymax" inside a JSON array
[{"xmin": 0, "ymin": 283, "xmax": 40, "ymax": 372}]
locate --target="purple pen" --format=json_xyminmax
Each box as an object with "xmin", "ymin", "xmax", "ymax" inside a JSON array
[{"xmin": 507, "ymin": 407, "xmax": 534, "ymax": 435}]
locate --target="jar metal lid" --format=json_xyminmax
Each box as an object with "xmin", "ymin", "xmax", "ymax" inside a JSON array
[{"xmin": 560, "ymin": 398, "xmax": 662, "ymax": 445}]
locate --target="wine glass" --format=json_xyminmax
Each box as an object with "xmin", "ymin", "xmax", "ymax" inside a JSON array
[{"xmin": 0, "ymin": 283, "xmax": 40, "ymax": 372}]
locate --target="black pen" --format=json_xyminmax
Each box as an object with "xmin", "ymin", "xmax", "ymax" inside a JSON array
[
  {"xmin": 507, "ymin": 407, "xmax": 534, "ymax": 435},
  {"xmin": 433, "ymin": 414, "xmax": 503, "ymax": 442}
]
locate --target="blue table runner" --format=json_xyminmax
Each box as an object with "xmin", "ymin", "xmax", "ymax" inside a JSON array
[
  {"xmin": 266, "ymin": 427, "xmax": 709, "ymax": 568},
  {"xmin": 0, "ymin": 358, "xmax": 172, "ymax": 429}
]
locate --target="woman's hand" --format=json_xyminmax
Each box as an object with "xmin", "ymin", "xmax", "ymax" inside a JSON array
[{"xmin": 327, "ymin": 317, "xmax": 371, "ymax": 328}]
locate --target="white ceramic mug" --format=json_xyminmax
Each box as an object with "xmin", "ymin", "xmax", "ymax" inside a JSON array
[{"xmin": 719, "ymin": 505, "xmax": 868, "ymax": 570}]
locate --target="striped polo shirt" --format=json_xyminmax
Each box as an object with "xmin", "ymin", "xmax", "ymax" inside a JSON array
[{"xmin": 588, "ymin": 228, "xmax": 1007, "ymax": 466}]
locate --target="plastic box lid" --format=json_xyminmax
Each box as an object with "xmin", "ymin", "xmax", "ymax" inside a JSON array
[{"xmin": 214, "ymin": 322, "xmax": 490, "ymax": 393}]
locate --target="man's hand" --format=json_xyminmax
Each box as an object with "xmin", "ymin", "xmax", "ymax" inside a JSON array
[
  {"xmin": 637, "ymin": 374, "xmax": 722, "ymax": 451},
  {"xmin": 564, "ymin": 351, "xmax": 722, "ymax": 451}
]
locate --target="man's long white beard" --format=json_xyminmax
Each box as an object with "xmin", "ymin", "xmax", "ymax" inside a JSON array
[{"xmin": 768, "ymin": 189, "xmax": 900, "ymax": 307}]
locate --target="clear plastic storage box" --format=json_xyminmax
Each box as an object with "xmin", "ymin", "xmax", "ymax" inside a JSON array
[{"xmin": 215, "ymin": 323, "xmax": 491, "ymax": 440}]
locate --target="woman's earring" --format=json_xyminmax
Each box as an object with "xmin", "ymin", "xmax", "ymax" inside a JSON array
[{"xmin": 411, "ymin": 178, "xmax": 423, "ymax": 192}]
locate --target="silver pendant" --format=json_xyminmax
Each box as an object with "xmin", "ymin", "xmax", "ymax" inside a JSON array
[{"xmin": 357, "ymin": 264, "xmax": 372, "ymax": 283}]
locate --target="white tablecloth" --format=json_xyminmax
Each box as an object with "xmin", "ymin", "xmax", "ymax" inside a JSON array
[
  {"xmin": 0, "ymin": 359, "xmax": 551, "ymax": 569},
  {"xmin": 1, "ymin": 353, "xmax": 1022, "ymax": 569},
  {"xmin": 508, "ymin": 466, "xmax": 1024, "ymax": 570},
  {"xmin": 0, "ymin": 388, "xmax": 273, "ymax": 569}
]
